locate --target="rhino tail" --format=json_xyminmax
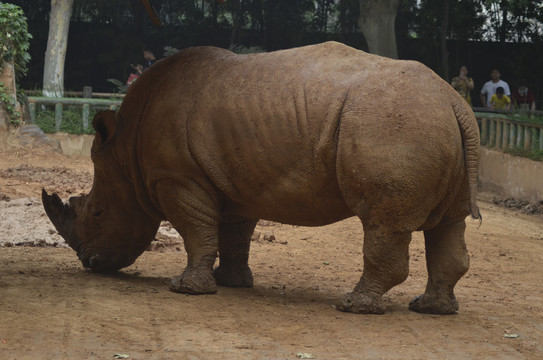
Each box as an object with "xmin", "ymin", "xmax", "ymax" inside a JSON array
[{"xmin": 452, "ymin": 99, "xmax": 482, "ymax": 222}]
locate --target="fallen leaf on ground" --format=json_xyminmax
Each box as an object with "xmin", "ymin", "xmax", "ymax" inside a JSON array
[
  {"xmin": 113, "ymin": 354, "xmax": 130, "ymax": 359},
  {"xmin": 296, "ymin": 353, "xmax": 316, "ymax": 359}
]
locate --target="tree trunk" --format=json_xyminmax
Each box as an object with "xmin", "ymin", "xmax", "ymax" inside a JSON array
[
  {"xmin": 0, "ymin": 61, "xmax": 22, "ymax": 129},
  {"xmin": 440, "ymin": 0, "xmax": 450, "ymax": 81},
  {"xmin": 230, "ymin": 0, "xmax": 242, "ymax": 47},
  {"xmin": 358, "ymin": 0, "xmax": 400, "ymax": 59},
  {"xmin": 43, "ymin": 0, "xmax": 74, "ymax": 98}
]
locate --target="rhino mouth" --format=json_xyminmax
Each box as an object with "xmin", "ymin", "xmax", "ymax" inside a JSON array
[
  {"xmin": 42, "ymin": 189, "xmax": 149, "ymax": 274},
  {"xmin": 80, "ymin": 253, "xmax": 134, "ymax": 273},
  {"xmin": 42, "ymin": 189, "xmax": 122, "ymax": 273}
]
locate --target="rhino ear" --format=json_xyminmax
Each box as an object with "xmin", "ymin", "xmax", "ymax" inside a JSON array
[{"xmin": 92, "ymin": 110, "xmax": 117, "ymax": 145}]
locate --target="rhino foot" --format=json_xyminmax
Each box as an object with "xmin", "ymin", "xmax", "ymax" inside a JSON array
[
  {"xmin": 213, "ymin": 264, "xmax": 254, "ymax": 288},
  {"xmin": 170, "ymin": 268, "xmax": 218, "ymax": 294},
  {"xmin": 336, "ymin": 291, "xmax": 385, "ymax": 314},
  {"xmin": 409, "ymin": 293, "xmax": 459, "ymax": 314}
]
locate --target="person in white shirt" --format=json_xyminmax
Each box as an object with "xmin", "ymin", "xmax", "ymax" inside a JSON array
[{"xmin": 480, "ymin": 69, "xmax": 510, "ymax": 108}]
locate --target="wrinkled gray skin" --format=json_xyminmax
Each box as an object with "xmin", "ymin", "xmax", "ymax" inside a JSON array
[{"xmin": 43, "ymin": 42, "xmax": 481, "ymax": 314}]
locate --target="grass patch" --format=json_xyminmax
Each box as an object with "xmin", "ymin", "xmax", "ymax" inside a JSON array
[{"xmin": 504, "ymin": 148, "xmax": 543, "ymax": 162}]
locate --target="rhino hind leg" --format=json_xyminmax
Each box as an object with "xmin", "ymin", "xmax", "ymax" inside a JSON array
[
  {"xmin": 337, "ymin": 227, "xmax": 411, "ymax": 314},
  {"xmin": 409, "ymin": 220, "xmax": 469, "ymax": 314},
  {"xmin": 214, "ymin": 216, "xmax": 258, "ymax": 287}
]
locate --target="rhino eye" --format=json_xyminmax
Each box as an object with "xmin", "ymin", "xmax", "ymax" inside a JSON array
[{"xmin": 93, "ymin": 210, "xmax": 104, "ymax": 219}]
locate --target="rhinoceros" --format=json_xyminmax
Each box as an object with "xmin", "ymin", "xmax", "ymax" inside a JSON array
[{"xmin": 42, "ymin": 42, "xmax": 481, "ymax": 314}]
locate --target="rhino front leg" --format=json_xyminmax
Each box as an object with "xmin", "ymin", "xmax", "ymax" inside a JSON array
[
  {"xmin": 214, "ymin": 216, "xmax": 258, "ymax": 287},
  {"xmin": 409, "ymin": 220, "xmax": 469, "ymax": 314},
  {"xmin": 337, "ymin": 227, "xmax": 411, "ymax": 314},
  {"xmin": 156, "ymin": 179, "xmax": 219, "ymax": 294}
]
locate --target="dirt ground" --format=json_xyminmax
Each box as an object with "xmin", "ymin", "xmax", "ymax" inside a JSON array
[{"xmin": 1, "ymin": 128, "xmax": 542, "ymax": 360}]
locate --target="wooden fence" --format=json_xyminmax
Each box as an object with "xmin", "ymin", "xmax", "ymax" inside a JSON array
[{"xmin": 28, "ymin": 96, "xmax": 122, "ymax": 132}]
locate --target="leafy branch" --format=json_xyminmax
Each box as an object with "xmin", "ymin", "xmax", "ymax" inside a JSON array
[{"xmin": 0, "ymin": 3, "xmax": 32, "ymax": 126}]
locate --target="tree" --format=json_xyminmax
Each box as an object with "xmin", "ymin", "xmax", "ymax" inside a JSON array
[
  {"xmin": 483, "ymin": 0, "xmax": 543, "ymax": 42},
  {"xmin": 358, "ymin": 0, "xmax": 400, "ymax": 58},
  {"xmin": 440, "ymin": 0, "xmax": 450, "ymax": 80},
  {"xmin": 43, "ymin": 0, "xmax": 74, "ymax": 98},
  {"xmin": 0, "ymin": 3, "xmax": 31, "ymax": 128}
]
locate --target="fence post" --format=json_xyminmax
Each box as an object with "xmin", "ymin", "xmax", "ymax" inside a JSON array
[
  {"xmin": 502, "ymin": 121, "xmax": 509, "ymax": 149},
  {"xmin": 83, "ymin": 86, "xmax": 93, "ymax": 98},
  {"xmin": 496, "ymin": 120, "xmax": 503, "ymax": 149},
  {"xmin": 524, "ymin": 127, "xmax": 532, "ymax": 151},
  {"xmin": 82, "ymin": 104, "xmax": 90, "ymax": 130},
  {"xmin": 55, "ymin": 103, "xmax": 62, "ymax": 132},
  {"xmin": 481, "ymin": 118, "xmax": 488, "ymax": 145},
  {"xmin": 516, "ymin": 125, "xmax": 523, "ymax": 148},
  {"xmin": 489, "ymin": 119, "xmax": 496, "ymax": 147},
  {"xmin": 29, "ymin": 102, "xmax": 36, "ymax": 124},
  {"xmin": 510, "ymin": 123, "xmax": 517, "ymax": 149},
  {"xmin": 540, "ymin": 128, "xmax": 543, "ymax": 151}
]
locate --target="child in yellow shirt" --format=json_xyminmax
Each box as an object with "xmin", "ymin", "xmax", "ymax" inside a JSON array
[{"xmin": 490, "ymin": 86, "xmax": 511, "ymax": 110}]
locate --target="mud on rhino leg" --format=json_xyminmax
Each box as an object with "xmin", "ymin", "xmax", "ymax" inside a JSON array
[
  {"xmin": 155, "ymin": 179, "xmax": 219, "ymax": 294},
  {"xmin": 337, "ymin": 227, "xmax": 411, "ymax": 314},
  {"xmin": 410, "ymin": 220, "xmax": 469, "ymax": 314},
  {"xmin": 213, "ymin": 216, "xmax": 258, "ymax": 288}
]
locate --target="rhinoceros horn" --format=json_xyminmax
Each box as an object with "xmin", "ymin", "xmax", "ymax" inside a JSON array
[{"xmin": 41, "ymin": 189, "xmax": 80, "ymax": 251}]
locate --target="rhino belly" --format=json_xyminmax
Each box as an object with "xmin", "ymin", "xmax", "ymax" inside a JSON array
[{"xmin": 221, "ymin": 179, "xmax": 354, "ymax": 226}]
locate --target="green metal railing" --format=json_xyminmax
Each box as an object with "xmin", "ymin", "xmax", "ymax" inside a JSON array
[
  {"xmin": 474, "ymin": 109, "xmax": 543, "ymax": 152},
  {"xmin": 25, "ymin": 97, "xmax": 543, "ymax": 150},
  {"xmin": 28, "ymin": 96, "xmax": 122, "ymax": 132}
]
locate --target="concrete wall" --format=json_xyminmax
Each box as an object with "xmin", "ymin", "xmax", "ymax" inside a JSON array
[
  {"xmin": 479, "ymin": 148, "xmax": 543, "ymax": 202},
  {"xmin": 47, "ymin": 133, "xmax": 94, "ymax": 156}
]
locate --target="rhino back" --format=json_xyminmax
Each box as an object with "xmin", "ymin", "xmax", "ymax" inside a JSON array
[
  {"xmin": 132, "ymin": 43, "xmax": 374, "ymax": 224},
  {"xmin": 126, "ymin": 42, "xmax": 469, "ymax": 227}
]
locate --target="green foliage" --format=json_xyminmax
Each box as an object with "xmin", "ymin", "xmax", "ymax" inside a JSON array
[
  {"xmin": 0, "ymin": 2, "xmax": 32, "ymax": 78},
  {"xmin": 510, "ymin": 112, "xmax": 543, "ymax": 125},
  {"xmin": 483, "ymin": 0, "xmax": 543, "ymax": 42},
  {"xmin": 406, "ymin": 0, "xmax": 486, "ymax": 41},
  {"xmin": 106, "ymin": 78, "xmax": 128, "ymax": 94},
  {"xmin": 504, "ymin": 148, "xmax": 543, "ymax": 162},
  {"xmin": 35, "ymin": 106, "xmax": 96, "ymax": 135},
  {"xmin": 0, "ymin": 81, "xmax": 21, "ymax": 125},
  {"xmin": 0, "ymin": 3, "xmax": 31, "ymax": 126},
  {"xmin": 229, "ymin": 44, "xmax": 266, "ymax": 54}
]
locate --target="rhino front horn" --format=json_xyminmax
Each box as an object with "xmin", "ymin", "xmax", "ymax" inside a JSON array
[{"xmin": 41, "ymin": 189, "xmax": 77, "ymax": 248}]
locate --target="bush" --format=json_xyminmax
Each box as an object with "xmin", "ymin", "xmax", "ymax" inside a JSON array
[{"xmin": 35, "ymin": 105, "xmax": 96, "ymax": 135}]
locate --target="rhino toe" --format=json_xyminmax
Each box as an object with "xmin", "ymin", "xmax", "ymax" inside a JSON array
[
  {"xmin": 213, "ymin": 264, "xmax": 254, "ymax": 288},
  {"xmin": 170, "ymin": 268, "xmax": 218, "ymax": 294},
  {"xmin": 336, "ymin": 291, "xmax": 385, "ymax": 314},
  {"xmin": 409, "ymin": 293, "xmax": 459, "ymax": 314}
]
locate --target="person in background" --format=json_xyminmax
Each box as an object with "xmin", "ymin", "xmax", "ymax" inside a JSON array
[
  {"xmin": 480, "ymin": 69, "xmax": 511, "ymax": 108},
  {"xmin": 490, "ymin": 86, "xmax": 511, "ymax": 110},
  {"xmin": 512, "ymin": 80, "xmax": 536, "ymax": 111},
  {"xmin": 451, "ymin": 66, "xmax": 474, "ymax": 106},
  {"xmin": 127, "ymin": 48, "xmax": 157, "ymax": 86},
  {"xmin": 132, "ymin": 48, "xmax": 157, "ymax": 75}
]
